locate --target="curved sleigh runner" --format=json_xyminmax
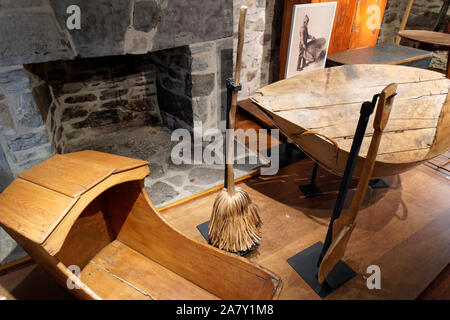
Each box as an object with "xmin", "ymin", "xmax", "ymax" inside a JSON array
[{"xmin": 0, "ymin": 151, "xmax": 282, "ymax": 300}]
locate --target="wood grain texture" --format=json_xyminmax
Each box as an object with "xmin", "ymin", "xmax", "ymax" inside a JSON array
[
  {"xmin": 42, "ymin": 165, "xmax": 149, "ymax": 255},
  {"xmin": 398, "ymin": 30, "xmax": 450, "ymax": 47},
  {"xmin": 251, "ymin": 65, "xmax": 450, "ymax": 177},
  {"xmin": 316, "ymin": 0, "xmax": 358, "ymax": 54},
  {"xmin": 349, "ymin": 0, "xmax": 387, "ymax": 49},
  {"xmin": 0, "ymin": 179, "xmax": 76, "ymax": 244},
  {"xmin": 83, "ymin": 240, "xmax": 219, "ymax": 300},
  {"xmin": 55, "ymin": 197, "xmax": 113, "ymax": 269},
  {"xmin": 162, "ymin": 159, "xmax": 450, "ymax": 299},
  {"xmin": 0, "ymin": 151, "xmax": 282, "ymax": 300},
  {"xmin": 110, "ymin": 181, "xmax": 282, "ymax": 300}
]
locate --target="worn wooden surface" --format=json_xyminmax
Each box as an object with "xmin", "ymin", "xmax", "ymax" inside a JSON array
[
  {"xmin": 327, "ymin": 43, "xmax": 432, "ymax": 66},
  {"xmin": 398, "ymin": 30, "xmax": 450, "ymax": 47},
  {"xmin": 349, "ymin": 0, "xmax": 387, "ymax": 49},
  {"xmin": 0, "ymin": 151, "xmax": 282, "ymax": 300},
  {"xmin": 81, "ymin": 240, "xmax": 219, "ymax": 300},
  {"xmin": 251, "ymin": 64, "xmax": 450, "ymax": 177},
  {"xmin": 162, "ymin": 159, "xmax": 450, "ymax": 299}
]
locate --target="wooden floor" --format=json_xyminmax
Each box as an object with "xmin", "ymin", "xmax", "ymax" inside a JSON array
[
  {"xmin": 162, "ymin": 159, "xmax": 450, "ymax": 300},
  {"xmin": 0, "ymin": 158, "xmax": 448, "ymax": 300}
]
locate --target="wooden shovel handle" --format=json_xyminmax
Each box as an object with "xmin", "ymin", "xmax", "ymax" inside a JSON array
[
  {"xmin": 374, "ymin": 83, "xmax": 397, "ymax": 132},
  {"xmin": 317, "ymin": 84, "xmax": 398, "ymax": 283},
  {"xmin": 227, "ymin": 6, "xmax": 247, "ymax": 192}
]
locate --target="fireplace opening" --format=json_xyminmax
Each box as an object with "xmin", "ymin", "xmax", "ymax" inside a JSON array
[{"xmin": 17, "ymin": 41, "xmax": 249, "ymax": 208}]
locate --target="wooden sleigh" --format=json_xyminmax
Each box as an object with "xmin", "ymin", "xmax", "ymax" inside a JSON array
[
  {"xmin": 0, "ymin": 151, "xmax": 282, "ymax": 300},
  {"xmin": 251, "ymin": 64, "xmax": 450, "ymax": 177}
]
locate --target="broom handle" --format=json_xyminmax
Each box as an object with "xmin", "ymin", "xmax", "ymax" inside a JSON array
[{"xmin": 226, "ymin": 6, "xmax": 247, "ymax": 193}]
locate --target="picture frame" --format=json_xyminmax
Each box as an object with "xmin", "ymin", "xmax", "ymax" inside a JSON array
[{"xmin": 284, "ymin": 2, "xmax": 337, "ymax": 78}]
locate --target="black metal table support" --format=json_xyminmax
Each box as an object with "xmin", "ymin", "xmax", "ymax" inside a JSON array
[
  {"xmin": 288, "ymin": 94, "xmax": 380, "ymax": 298},
  {"xmin": 299, "ymin": 161, "xmax": 322, "ymax": 198}
]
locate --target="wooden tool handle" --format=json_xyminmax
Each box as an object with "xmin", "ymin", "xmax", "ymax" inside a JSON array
[
  {"xmin": 374, "ymin": 83, "xmax": 397, "ymax": 132},
  {"xmin": 395, "ymin": 0, "xmax": 414, "ymax": 44},
  {"xmin": 345, "ymin": 83, "xmax": 397, "ymax": 223},
  {"xmin": 317, "ymin": 84, "xmax": 398, "ymax": 283},
  {"xmin": 226, "ymin": 6, "xmax": 247, "ymax": 192}
]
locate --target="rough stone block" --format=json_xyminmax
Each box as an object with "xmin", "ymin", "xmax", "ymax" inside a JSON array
[
  {"xmin": 191, "ymin": 56, "xmax": 210, "ymax": 72},
  {"xmin": 49, "ymin": 0, "xmax": 133, "ymax": 58},
  {"xmin": 133, "ymin": 0, "xmax": 162, "ymax": 32},
  {"xmin": 16, "ymin": 93, "xmax": 44, "ymax": 128},
  {"xmin": 6, "ymin": 80, "xmax": 31, "ymax": 92},
  {"xmin": 157, "ymin": 83, "xmax": 193, "ymax": 128},
  {"xmin": 146, "ymin": 181, "xmax": 179, "ymax": 206},
  {"xmin": 61, "ymin": 105, "xmax": 89, "ymax": 122},
  {"xmin": 145, "ymin": 0, "xmax": 233, "ymax": 52},
  {"xmin": 0, "ymin": 103, "xmax": 16, "ymax": 136},
  {"xmin": 0, "ymin": 10, "xmax": 74, "ymax": 66},
  {"xmin": 7, "ymin": 129, "xmax": 49, "ymax": 152},
  {"xmin": 0, "ymin": 0, "xmax": 42, "ymax": 9},
  {"xmin": 0, "ymin": 147, "xmax": 13, "ymax": 192},
  {"xmin": 31, "ymin": 83, "xmax": 52, "ymax": 122},
  {"xmin": 0, "ymin": 69, "xmax": 28, "ymax": 84},
  {"xmin": 64, "ymin": 94, "xmax": 97, "ymax": 104},
  {"xmin": 191, "ymin": 73, "xmax": 215, "ymax": 97}
]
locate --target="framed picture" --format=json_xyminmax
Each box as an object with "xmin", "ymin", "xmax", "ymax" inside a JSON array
[{"xmin": 284, "ymin": 2, "xmax": 337, "ymax": 78}]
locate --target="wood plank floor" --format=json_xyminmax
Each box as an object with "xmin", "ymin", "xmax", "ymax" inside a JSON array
[{"xmin": 162, "ymin": 159, "xmax": 450, "ymax": 300}]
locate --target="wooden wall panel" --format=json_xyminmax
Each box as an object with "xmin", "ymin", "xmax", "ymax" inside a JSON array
[
  {"xmin": 315, "ymin": 0, "xmax": 359, "ymax": 54},
  {"xmin": 349, "ymin": 0, "xmax": 387, "ymax": 49}
]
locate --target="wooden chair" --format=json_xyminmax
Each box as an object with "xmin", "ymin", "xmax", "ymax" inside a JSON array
[{"xmin": 0, "ymin": 151, "xmax": 282, "ymax": 300}]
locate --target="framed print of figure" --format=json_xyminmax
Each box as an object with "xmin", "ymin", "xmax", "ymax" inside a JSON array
[{"xmin": 285, "ymin": 2, "xmax": 337, "ymax": 78}]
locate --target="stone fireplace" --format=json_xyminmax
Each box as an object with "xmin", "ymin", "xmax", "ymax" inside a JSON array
[{"xmin": 0, "ymin": 0, "xmax": 235, "ymax": 264}]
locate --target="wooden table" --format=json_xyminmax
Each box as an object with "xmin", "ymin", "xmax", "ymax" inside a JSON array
[
  {"xmin": 327, "ymin": 43, "xmax": 432, "ymax": 68},
  {"xmin": 398, "ymin": 30, "xmax": 450, "ymax": 78},
  {"xmin": 250, "ymin": 64, "xmax": 450, "ymax": 178}
]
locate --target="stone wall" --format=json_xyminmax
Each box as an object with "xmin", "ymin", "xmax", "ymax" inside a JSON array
[
  {"xmin": 378, "ymin": 0, "xmax": 449, "ymax": 70},
  {"xmin": 232, "ymin": 0, "xmax": 283, "ymax": 99},
  {"xmin": 153, "ymin": 39, "xmax": 233, "ymax": 130},
  {"xmin": 0, "ymin": 65, "xmax": 52, "ymax": 265},
  {"xmin": 0, "ymin": 65, "xmax": 53, "ymax": 180},
  {"xmin": 0, "ymin": 0, "xmax": 233, "ymax": 66}
]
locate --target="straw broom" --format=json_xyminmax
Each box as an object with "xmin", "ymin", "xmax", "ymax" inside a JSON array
[{"xmin": 208, "ymin": 6, "xmax": 262, "ymax": 253}]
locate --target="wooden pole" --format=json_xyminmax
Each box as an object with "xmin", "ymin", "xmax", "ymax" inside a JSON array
[
  {"xmin": 396, "ymin": 0, "xmax": 415, "ymax": 44},
  {"xmin": 226, "ymin": 6, "xmax": 247, "ymax": 193}
]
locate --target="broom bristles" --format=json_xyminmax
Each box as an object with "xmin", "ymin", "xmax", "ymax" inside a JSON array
[{"xmin": 209, "ymin": 186, "xmax": 262, "ymax": 253}]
